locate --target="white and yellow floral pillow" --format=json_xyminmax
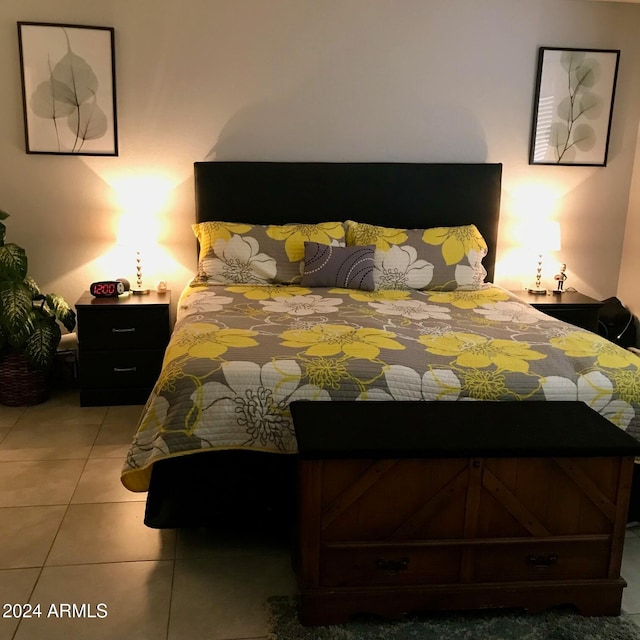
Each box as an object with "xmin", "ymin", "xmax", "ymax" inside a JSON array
[
  {"xmin": 345, "ymin": 220, "xmax": 488, "ymax": 291},
  {"xmin": 192, "ymin": 221, "xmax": 346, "ymax": 285}
]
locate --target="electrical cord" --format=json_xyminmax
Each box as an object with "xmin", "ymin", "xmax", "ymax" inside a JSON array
[
  {"xmin": 597, "ymin": 302, "xmax": 635, "ymax": 343},
  {"xmin": 615, "ymin": 313, "xmax": 634, "ymax": 342}
]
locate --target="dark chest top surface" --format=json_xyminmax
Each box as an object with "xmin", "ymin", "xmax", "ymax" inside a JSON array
[{"xmin": 291, "ymin": 401, "xmax": 640, "ymax": 459}]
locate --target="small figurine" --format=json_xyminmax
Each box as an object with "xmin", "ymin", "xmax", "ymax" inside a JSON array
[{"xmin": 554, "ymin": 263, "xmax": 567, "ymax": 294}]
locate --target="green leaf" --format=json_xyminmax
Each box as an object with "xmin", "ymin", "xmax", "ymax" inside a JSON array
[
  {"xmin": 0, "ymin": 206, "xmax": 75, "ymax": 370},
  {"xmin": 0, "ymin": 281, "xmax": 34, "ymax": 340},
  {"xmin": 23, "ymin": 320, "xmax": 61, "ymax": 371},
  {"xmin": 45, "ymin": 294, "xmax": 77, "ymax": 332},
  {"xmin": 0, "ymin": 210, "xmax": 5, "ymax": 245},
  {"xmin": 23, "ymin": 276, "xmax": 41, "ymax": 297},
  {"xmin": 0, "ymin": 243, "xmax": 28, "ymax": 280}
]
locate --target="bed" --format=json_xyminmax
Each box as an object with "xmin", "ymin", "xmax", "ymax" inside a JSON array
[{"xmin": 120, "ymin": 161, "xmax": 640, "ymax": 529}]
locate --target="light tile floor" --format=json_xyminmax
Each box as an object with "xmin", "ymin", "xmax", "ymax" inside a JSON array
[
  {"xmin": 2, "ymin": 388, "xmax": 640, "ymax": 639},
  {"xmin": 0, "ymin": 389, "xmax": 294, "ymax": 640}
]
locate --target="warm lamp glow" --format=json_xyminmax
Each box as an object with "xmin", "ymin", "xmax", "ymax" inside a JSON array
[
  {"xmin": 516, "ymin": 220, "xmax": 562, "ymax": 294},
  {"xmin": 509, "ymin": 183, "xmax": 560, "ymax": 220},
  {"xmin": 112, "ymin": 175, "xmax": 172, "ymax": 294},
  {"xmin": 78, "ymin": 170, "xmax": 189, "ymax": 296},
  {"xmin": 112, "ymin": 175, "xmax": 173, "ymax": 219},
  {"xmin": 520, "ymin": 220, "xmax": 561, "ymax": 253}
]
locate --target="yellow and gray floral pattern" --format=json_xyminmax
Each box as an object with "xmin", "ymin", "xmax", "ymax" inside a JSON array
[
  {"xmin": 191, "ymin": 221, "xmax": 346, "ymax": 286},
  {"xmin": 345, "ymin": 221, "xmax": 488, "ymax": 290},
  {"xmin": 121, "ymin": 284, "xmax": 640, "ymax": 492}
]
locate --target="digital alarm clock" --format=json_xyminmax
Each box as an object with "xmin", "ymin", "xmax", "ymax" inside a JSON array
[{"xmin": 89, "ymin": 280, "xmax": 126, "ymax": 298}]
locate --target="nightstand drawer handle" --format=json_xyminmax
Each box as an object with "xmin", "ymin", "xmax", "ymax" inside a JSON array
[
  {"xmin": 526, "ymin": 553, "xmax": 558, "ymax": 568},
  {"xmin": 112, "ymin": 327, "xmax": 136, "ymax": 333},
  {"xmin": 113, "ymin": 367, "xmax": 137, "ymax": 373},
  {"xmin": 375, "ymin": 558, "xmax": 409, "ymax": 572}
]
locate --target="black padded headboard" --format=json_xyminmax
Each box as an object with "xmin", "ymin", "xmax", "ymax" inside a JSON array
[{"xmin": 194, "ymin": 162, "xmax": 502, "ymax": 282}]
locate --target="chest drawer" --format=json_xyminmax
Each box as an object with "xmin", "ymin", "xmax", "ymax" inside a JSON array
[
  {"xmin": 320, "ymin": 544, "xmax": 462, "ymax": 587},
  {"xmin": 77, "ymin": 307, "xmax": 170, "ymax": 350},
  {"xmin": 473, "ymin": 540, "xmax": 611, "ymax": 583}
]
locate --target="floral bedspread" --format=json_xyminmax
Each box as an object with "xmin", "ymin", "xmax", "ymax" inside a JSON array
[{"xmin": 121, "ymin": 284, "xmax": 640, "ymax": 491}]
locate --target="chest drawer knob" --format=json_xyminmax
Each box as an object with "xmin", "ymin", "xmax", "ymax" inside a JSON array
[
  {"xmin": 375, "ymin": 557, "xmax": 409, "ymax": 572},
  {"xmin": 113, "ymin": 366, "xmax": 137, "ymax": 373},
  {"xmin": 527, "ymin": 553, "xmax": 558, "ymax": 568},
  {"xmin": 112, "ymin": 327, "xmax": 136, "ymax": 333}
]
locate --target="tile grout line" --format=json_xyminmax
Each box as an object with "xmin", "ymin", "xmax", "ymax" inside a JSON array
[
  {"xmin": 165, "ymin": 554, "xmax": 178, "ymax": 640},
  {"xmin": 1, "ymin": 394, "xmax": 170, "ymax": 637},
  {"xmin": 19, "ymin": 399, "xmax": 110, "ymax": 631},
  {"xmin": 8, "ymin": 401, "xmax": 99, "ymax": 640},
  {"xmin": 164, "ymin": 500, "xmax": 180, "ymax": 640},
  {"xmin": 40, "ymin": 405, "xmax": 113, "ymax": 570}
]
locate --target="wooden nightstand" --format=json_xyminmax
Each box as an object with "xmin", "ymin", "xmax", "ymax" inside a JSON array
[
  {"xmin": 510, "ymin": 290, "xmax": 603, "ymax": 333},
  {"xmin": 76, "ymin": 291, "xmax": 171, "ymax": 406}
]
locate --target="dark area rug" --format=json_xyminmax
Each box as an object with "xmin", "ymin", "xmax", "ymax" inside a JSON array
[{"xmin": 266, "ymin": 596, "xmax": 640, "ymax": 640}]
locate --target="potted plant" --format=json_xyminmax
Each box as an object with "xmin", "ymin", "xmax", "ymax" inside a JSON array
[{"xmin": 0, "ymin": 208, "xmax": 76, "ymax": 405}]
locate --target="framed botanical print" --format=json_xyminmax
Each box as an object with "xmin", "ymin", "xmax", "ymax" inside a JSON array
[
  {"xmin": 17, "ymin": 22, "xmax": 118, "ymax": 156},
  {"xmin": 529, "ymin": 47, "xmax": 619, "ymax": 166}
]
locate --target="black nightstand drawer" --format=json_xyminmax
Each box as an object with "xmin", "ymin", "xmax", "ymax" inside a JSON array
[
  {"xmin": 77, "ymin": 307, "xmax": 170, "ymax": 350},
  {"xmin": 79, "ymin": 387, "xmax": 155, "ymax": 406},
  {"xmin": 510, "ymin": 291, "xmax": 603, "ymax": 333},
  {"xmin": 542, "ymin": 307, "xmax": 600, "ymax": 333},
  {"xmin": 79, "ymin": 349, "xmax": 165, "ymax": 389},
  {"xmin": 75, "ymin": 291, "xmax": 172, "ymax": 406}
]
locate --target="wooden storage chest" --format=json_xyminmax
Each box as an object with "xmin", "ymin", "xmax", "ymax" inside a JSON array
[{"xmin": 292, "ymin": 401, "xmax": 640, "ymax": 625}]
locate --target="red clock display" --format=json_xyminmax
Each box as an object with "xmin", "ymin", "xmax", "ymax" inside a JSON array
[{"xmin": 89, "ymin": 281, "xmax": 124, "ymax": 298}]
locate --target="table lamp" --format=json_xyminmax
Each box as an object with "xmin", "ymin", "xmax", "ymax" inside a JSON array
[
  {"xmin": 117, "ymin": 214, "xmax": 151, "ymax": 295},
  {"xmin": 523, "ymin": 220, "xmax": 561, "ymax": 295},
  {"xmin": 132, "ymin": 248, "xmax": 149, "ymax": 295}
]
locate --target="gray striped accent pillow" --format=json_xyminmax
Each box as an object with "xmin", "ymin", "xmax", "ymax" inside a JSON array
[{"xmin": 301, "ymin": 242, "xmax": 375, "ymax": 290}]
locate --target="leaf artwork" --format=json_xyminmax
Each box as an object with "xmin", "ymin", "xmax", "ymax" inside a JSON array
[
  {"xmin": 28, "ymin": 28, "xmax": 108, "ymax": 153},
  {"xmin": 551, "ymin": 51, "xmax": 602, "ymax": 163}
]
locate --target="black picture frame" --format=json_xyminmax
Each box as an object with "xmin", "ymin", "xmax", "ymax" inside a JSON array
[
  {"xmin": 529, "ymin": 47, "xmax": 619, "ymax": 166},
  {"xmin": 17, "ymin": 22, "xmax": 118, "ymax": 156}
]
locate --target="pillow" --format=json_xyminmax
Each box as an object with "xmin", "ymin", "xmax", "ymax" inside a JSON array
[
  {"xmin": 345, "ymin": 220, "xmax": 488, "ymax": 291},
  {"xmin": 191, "ymin": 221, "xmax": 346, "ymax": 285},
  {"xmin": 301, "ymin": 242, "xmax": 375, "ymax": 290}
]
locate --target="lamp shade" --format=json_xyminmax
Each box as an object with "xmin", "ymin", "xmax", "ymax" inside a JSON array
[{"xmin": 519, "ymin": 220, "xmax": 561, "ymax": 253}]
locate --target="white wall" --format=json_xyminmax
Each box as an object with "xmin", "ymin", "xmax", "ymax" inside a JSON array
[
  {"xmin": 618, "ymin": 122, "xmax": 640, "ymax": 316},
  {"xmin": 1, "ymin": 0, "xmax": 640, "ymax": 313}
]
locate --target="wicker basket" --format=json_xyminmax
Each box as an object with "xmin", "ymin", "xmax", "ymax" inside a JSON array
[{"xmin": 0, "ymin": 352, "xmax": 49, "ymax": 406}]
